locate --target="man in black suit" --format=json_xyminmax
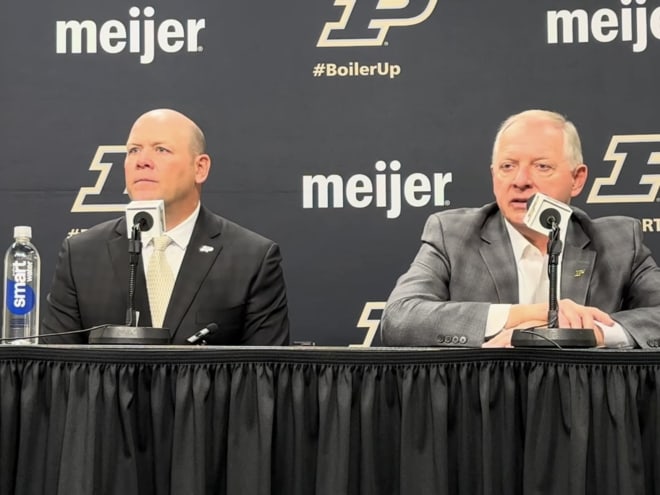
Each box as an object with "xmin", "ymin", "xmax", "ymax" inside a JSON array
[{"xmin": 42, "ymin": 109, "xmax": 289, "ymax": 345}]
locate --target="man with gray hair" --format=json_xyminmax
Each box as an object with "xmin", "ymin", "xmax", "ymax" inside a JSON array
[{"xmin": 382, "ymin": 109, "xmax": 660, "ymax": 348}]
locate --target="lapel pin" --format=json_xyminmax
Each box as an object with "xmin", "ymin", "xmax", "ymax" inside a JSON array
[
  {"xmin": 199, "ymin": 245, "xmax": 214, "ymax": 253},
  {"xmin": 574, "ymin": 269, "xmax": 585, "ymax": 278}
]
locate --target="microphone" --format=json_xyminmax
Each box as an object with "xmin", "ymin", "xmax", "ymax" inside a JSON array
[
  {"xmin": 88, "ymin": 200, "xmax": 170, "ymax": 345},
  {"xmin": 132, "ymin": 211, "xmax": 154, "ymax": 233},
  {"xmin": 539, "ymin": 207, "xmax": 560, "ymax": 230},
  {"xmin": 125, "ymin": 200, "xmax": 165, "ymax": 238},
  {"xmin": 523, "ymin": 193, "xmax": 572, "ymax": 235},
  {"xmin": 186, "ymin": 323, "xmax": 219, "ymax": 345},
  {"xmin": 512, "ymin": 193, "xmax": 596, "ymax": 348},
  {"xmin": 124, "ymin": 205, "xmax": 160, "ymax": 327}
]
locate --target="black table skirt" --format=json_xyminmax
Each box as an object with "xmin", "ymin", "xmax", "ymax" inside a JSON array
[{"xmin": 1, "ymin": 346, "xmax": 659, "ymax": 495}]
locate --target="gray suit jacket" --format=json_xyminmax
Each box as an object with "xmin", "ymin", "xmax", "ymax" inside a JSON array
[
  {"xmin": 381, "ymin": 202, "xmax": 660, "ymax": 348},
  {"xmin": 42, "ymin": 206, "xmax": 289, "ymax": 345}
]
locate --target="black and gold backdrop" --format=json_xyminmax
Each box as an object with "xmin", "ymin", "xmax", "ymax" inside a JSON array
[{"xmin": 1, "ymin": 0, "xmax": 659, "ymax": 345}]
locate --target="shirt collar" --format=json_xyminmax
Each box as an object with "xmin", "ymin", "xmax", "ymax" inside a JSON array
[
  {"xmin": 503, "ymin": 217, "xmax": 568, "ymax": 261},
  {"xmin": 504, "ymin": 220, "xmax": 537, "ymax": 262},
  {"xmin": 141, "ymin": 202, "xmax": 200, "ymax": 249}
]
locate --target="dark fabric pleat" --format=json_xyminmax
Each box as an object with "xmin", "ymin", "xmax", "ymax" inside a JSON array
[{"xmin": 1, "ymin": 348, "xmax": 660, "ymax": 495}]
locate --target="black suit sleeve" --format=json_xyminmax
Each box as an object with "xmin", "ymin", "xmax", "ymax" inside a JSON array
[
  {"xmin": 240, "ymin": 242, "xmax": 289, "ymax": 345},
  {"xmin": 41, "ymin": 237, "xmax": 86, "ymax": 343}
]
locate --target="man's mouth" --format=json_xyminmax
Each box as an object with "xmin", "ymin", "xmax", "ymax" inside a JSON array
[{"xmin": 511, "ymin": 198, "xmax": 530, "ymax": 208}]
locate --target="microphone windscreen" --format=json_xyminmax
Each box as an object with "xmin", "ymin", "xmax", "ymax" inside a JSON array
[
  {"xmin": 540, "ymin": 208, "xmax": 561, "ymax": 229},
  {"xmin": 133, "ymin": 211, "xmax": 154, "ymax": 231}
]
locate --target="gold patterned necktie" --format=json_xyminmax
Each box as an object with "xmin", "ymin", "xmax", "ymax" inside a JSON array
[{"xmin": 146, "ymin": 234, "xmax": 174, "ymax": 328}]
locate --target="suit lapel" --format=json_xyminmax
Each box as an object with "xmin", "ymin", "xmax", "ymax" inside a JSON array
[
  {"xmin": 163, "ymin": 207, "xmax": 224, "ymax": 339},
  {"xmin": 560, "ymin": 220, "xmax": 595, "ymax": 304},
  {"xmin": 479, "ymin": 212, "xmax": 519, "ymax": 303}
]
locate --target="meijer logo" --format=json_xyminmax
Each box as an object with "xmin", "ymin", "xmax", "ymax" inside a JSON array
[
  {"xmin": 56, "ymin": 6, "xmax": 206, "ymax": 64},
  {"xmin": 72, "ymin": 145, "xmax": 128, "ymax": 213},
  {"xmin": 547, "ymin": 0, "xmax": 660, "ymax": 52},
  {"xmin": 318, "ymin": 0, "xmax": 438, "ymax": 47},
  {"xmin": 302, "ymin": 160, "xmax": 452, "ymax": 219},
  {"xmin": 587, "ymin": 134, "xmax": 660, "ymax": 204}
]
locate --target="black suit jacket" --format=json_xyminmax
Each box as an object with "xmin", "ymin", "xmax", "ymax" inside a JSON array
[{"xmin": 42, "ymin": 206, "xmax": 289, "ymax": 345}]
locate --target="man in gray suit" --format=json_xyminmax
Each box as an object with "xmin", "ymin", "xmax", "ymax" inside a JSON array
[
  {"xmin": 382, "ymin": 109, "xmax": 660, "ymax": 348},
  {"xmin": 42, "ymin": 109, "xmax": 289, "ymax": 345}
]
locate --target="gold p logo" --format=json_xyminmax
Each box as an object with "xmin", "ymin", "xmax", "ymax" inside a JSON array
[
  {"xmin": 317, "ymin": 0, "xmax": 438, "ymax": 47},
  {"xmin": 587, "ymin": 134, "xmax": 660, "ymax": 204}
]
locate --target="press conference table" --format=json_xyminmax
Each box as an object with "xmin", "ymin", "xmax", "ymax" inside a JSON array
[{"xmin": 1, "ymin": 345, "xmax": 659, "ymax": 495}]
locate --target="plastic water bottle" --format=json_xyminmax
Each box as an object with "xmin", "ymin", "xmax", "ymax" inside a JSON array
[{"xmin": 2, "ymin": 226, "xmax": 40, "ymax": 344}]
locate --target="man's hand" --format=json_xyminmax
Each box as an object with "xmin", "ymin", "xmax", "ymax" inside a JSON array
[
  {"xmin": 556, "ymin": 299, "xmax": 612, "ymax": 341},
  {"xmin": 483, "ymin": 298, "xmax": 612, "ymax": 348},
  {"xmin": 551, "ymin": 299, "xmax": 608, "ymax": 346}
]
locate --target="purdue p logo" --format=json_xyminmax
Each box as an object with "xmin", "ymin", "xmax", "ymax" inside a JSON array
[
  {"xmin": 317, "ymin": 0, "xmax": 438, "ymax": 47},
  {"xmin": 71, "ymin": 145, "xmax": 129, "ymax": 213},
  {"xmin": 587, "ymin": 135, "xmax": 660, "ymax": 204}
]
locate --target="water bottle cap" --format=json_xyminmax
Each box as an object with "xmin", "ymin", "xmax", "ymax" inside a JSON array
[{"xmin": 14, "ymin": 226, "xmax": 32, "ymax": 239}]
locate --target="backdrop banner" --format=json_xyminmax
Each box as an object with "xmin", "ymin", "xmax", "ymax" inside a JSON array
[{"xmin": 1, "ymin": 0, "xmax": 659, "ymax": 345}]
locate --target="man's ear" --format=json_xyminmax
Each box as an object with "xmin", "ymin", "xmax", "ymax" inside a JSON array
[
  {"xmin": 195, "ymin": 154, "xmax": 211, "ymax": 184},
  {"xmin": 571, "ymin": 163, "xmax": 588, "ymax": 197}
]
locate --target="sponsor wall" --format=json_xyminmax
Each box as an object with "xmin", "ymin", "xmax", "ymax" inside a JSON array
[{"xmin": 1, "ymin": 0, "xmax": 659, "ymax": 345}]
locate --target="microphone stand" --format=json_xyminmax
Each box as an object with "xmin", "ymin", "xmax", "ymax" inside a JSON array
[
  {"xmin": 125, "ymin": 224, "xmax": 142, "ymax": 326},
  {"xmin": 547, "ymin": 224, "xmax": 562, "ymax": 328},
  {"xmin": 88, "ymin": 221, "xmax": 171, "ymax": 345},
  {"xmin": 511, "ymin": 221, "xmax": 597, "ymax": 348}
]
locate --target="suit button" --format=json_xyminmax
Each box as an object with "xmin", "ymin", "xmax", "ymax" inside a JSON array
[
  {"xmin": 459, "ymin": 336, "xmax": 467, "ymax": 344},
  {"xmin": 451, "ymin": 336, "xmax": 459, "ymax": 344}
]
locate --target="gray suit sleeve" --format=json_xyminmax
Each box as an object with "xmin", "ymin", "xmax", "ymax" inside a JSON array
[
  {"xmin": 381, "ymin": 214, "xmax": 491, "ymax": 347},
  {"xmin": 607, "ymin": 219, "xmax": 660, "ymax": 348}
]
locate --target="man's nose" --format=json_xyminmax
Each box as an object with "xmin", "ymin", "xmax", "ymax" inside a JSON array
[
  {"xmin": 132, "ymin": 151, "xmax": 154, "ymax": 168},
  {"xmin": 512, "ymin": 164, "xmax": 532, "ymax": 186}
]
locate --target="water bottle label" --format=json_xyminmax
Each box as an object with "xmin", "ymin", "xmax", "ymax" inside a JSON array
[{"xmin": 5, "ymin": 260, "xmax": 36, "ymax": 315}]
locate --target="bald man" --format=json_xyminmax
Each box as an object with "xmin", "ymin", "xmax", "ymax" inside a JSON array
[{"xmin": 42, "ymin": 109, "xmax": 289, "ymax": 345}]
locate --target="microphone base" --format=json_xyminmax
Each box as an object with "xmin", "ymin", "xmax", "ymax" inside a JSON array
[
  {"xmin": 88, "ymin": 325, "xmax": 171, "ymax": 345},
  {"xmin": 511, "ymin": 328, "xmax": 597, "ymax": 348}
]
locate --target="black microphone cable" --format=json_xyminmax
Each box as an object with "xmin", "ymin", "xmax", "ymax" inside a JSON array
[
  {"xmin": 0, "ymin": 325, "xmax": 109, "ymax": 344},
  {"xmin": 515, "ymin": 324, "xmax": 564, "ymax": 350}
]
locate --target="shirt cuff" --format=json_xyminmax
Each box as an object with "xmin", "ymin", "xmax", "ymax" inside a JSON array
[
  {"xmin": 486, "ymin": 304, "xmax": 511, "ymax": 338},
  {"xmin": 595, "ymin": 321, "xmax": 635, "ymax": 349}
]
